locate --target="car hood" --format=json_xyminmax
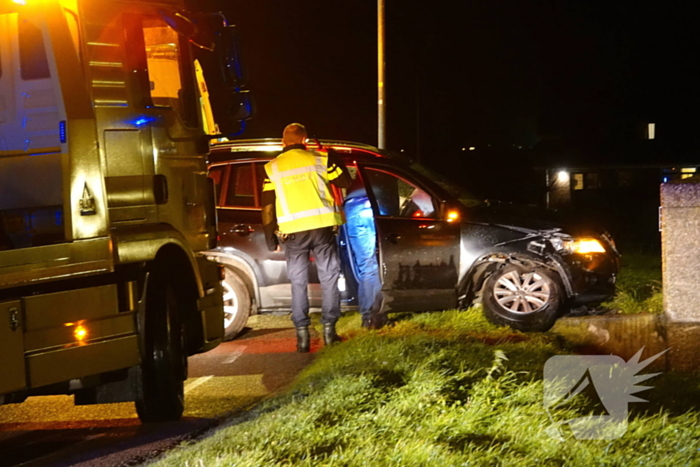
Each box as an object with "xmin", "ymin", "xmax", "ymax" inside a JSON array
[{"xmin": 470, "ymin": 201, "xmax": 604, "ymax": 238}]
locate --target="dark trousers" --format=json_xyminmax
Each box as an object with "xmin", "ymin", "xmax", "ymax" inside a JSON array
[{"xmin": 284, "ymin": 226, "xmax": 341, "ymax": 327}]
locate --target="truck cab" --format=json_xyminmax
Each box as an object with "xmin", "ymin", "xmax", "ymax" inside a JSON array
[{"xmin": 0, "ymin": 0, "xmax": 249, "ymax": 422}]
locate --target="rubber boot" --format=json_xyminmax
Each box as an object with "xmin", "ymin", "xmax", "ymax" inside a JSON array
[
  {"xmin": 296, "ymin": 326, "xmax": 310, "ymax": 353},
  {"xmin": 323, "ymin": 323, "xmax": 341, "ymax": 346}
]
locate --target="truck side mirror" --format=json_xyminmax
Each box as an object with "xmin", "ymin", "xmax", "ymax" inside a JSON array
[
  {"xmin": 159, "ymin": 9, "xmax": 219, "ymax": 51},
  {"xmin": 196, "ymin": 24, "xmax": 254, "ymax": 136},
  {"xmin": 229, "ymin": 90, "xmax": 254, "ymax": 122},
  {"xmin": 219, "ymin": 25, "xmax": 247, "ymax": 88}
]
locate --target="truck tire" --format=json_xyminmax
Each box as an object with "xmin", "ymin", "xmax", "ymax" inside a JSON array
[
  {"xmin": 481, "ymin": 263, "xmax": 562, "ymax": 332},
  {"xmin": 136, "ymin": 276, "xmax": 187, "ymax": 423},
  {"xmin": 223, "ymin": 268, "xmax": 251, "ymax": 340}
]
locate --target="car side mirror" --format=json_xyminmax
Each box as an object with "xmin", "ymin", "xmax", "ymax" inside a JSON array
[{"xmin": 441, "ymin": 200, "xmax": 462, "ymax": 223}]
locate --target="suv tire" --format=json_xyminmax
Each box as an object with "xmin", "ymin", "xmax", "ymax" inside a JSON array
[
  {"xmin": 223, "ymin": 268, "xmax": 251, "ymax": 340},
  {"xmin": 482, "ymin": 263, "xmax": 562, "ymax": 332}
]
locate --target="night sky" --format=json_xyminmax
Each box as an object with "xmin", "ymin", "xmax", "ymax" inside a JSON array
[{"xmin": 189, "ymin": 1, "xmax": 700, "ymax": 175}]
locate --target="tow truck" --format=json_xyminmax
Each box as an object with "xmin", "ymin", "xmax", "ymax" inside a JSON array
[{"xmin": 0, "ymin": 0, "xmax": 251, "ymax": 422}]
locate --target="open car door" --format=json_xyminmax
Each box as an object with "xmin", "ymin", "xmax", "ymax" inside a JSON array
[{"xmin": 359, "ymin": 164, "xmax": 460, "ymax": 313}]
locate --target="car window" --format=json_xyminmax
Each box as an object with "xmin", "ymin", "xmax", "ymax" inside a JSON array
[
  {"xmin": 255, "ymin": 163, "xmax": 267, "ymax": 203},
  {"xmin": 363, "ymin": 167, "xmax": 436, "ymax": 218},
  {"xmin": 215, "ymin": 161, "xmax": 268, "ymax": 209},
  {"xmin": 225, "ymin": 163, "xmax": 256, "ymax": 207},
  {"xmin": 209, "ymin": 165, "xmax": 225, "ymax": 205},
  {"xmin": 410, "ymin": 163, "xmax": 483, "ymax": 208}
]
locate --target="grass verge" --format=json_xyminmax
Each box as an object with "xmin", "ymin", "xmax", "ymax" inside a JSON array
[
  {"xmin": 602, "ymin": 252, "xmax": 663, "ymax": 314},
  {"xmin": 151, "ymin": 309, "xmax": 699, "ymax": 466}
]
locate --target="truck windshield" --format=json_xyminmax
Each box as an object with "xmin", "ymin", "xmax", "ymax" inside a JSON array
[{"xmin": 410, "ymin": 163, "xmax": 484, "ymax": 208}]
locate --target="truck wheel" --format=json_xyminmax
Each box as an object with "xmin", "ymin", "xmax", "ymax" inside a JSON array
[
  {"xmin": 481, "ymin": 264, "xmax": 562, "ymax": 332},
  {"xmin": 223, "ymin": 268, "xmax": 251, "ymax": 340},
  {"xmin": 136, "ymin": 277, "xmax": 187, "ymax": 423}
]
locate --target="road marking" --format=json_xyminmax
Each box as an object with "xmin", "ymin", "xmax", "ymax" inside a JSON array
[
  {"xmin": 184, "ymin": 376, "xmax": 213, "ymax": 394},
  {"xmin": 223, "ymin": 348, "xmax": 246, "ymax": 364}
]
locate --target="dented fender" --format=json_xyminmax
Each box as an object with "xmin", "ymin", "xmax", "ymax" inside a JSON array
[{"xmin": 457, "ymin": 234, "xmax": 575, "ymax": 307}]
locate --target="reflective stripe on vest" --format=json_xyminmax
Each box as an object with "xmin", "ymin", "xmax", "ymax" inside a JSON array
[{"xmin": 266, "ymin": 150, "xmax": 343, "ymax": 233}]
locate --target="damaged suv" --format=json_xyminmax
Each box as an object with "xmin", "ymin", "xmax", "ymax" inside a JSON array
[{"xmin": 207, "ymin": 140, "xmax": 619, "ymax": 338}]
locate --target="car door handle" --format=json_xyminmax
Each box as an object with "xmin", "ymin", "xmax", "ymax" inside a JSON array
[
  {"xmin": 386, "ymin": 233, "xmax": 401, "ymax": 244},
  {"xmin": 232, "ymin": 224, "xmax": 254, "ymax": 235}
]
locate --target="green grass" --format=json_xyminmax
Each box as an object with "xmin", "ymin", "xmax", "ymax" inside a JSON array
[
  {"xmin": 151, "ymin": 309, "xmax": 700, "ymax": 466},
  {"xmin": 602, "ymin": 252, "xmax": 663, "ymax": 314}
]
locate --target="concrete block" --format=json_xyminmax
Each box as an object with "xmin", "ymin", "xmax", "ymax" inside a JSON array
[
  {"xmin": 661, "ymin": 181, "xmax": 700, "ymax": 208},
  {"xmin": 661, "ymin": 183, "xmax": 700, "ymax": 323}
]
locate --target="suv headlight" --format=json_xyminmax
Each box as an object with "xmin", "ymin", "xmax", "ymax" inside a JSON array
[
  {"xmin": 550, "ymin": 236, "xmax": 606, "ymax": 254},
  {"xmin": 570, "ymin": 238, "xmax": 606, "ymax": 254}
]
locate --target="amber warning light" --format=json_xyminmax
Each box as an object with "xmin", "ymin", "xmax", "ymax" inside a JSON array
[
  {"xmin": 74, "ymin": 325, "xmax": 88, "ymax": 341},
  {"xmin": 446, "ymin": 210, "xmax": 460, "ymax": 222}
]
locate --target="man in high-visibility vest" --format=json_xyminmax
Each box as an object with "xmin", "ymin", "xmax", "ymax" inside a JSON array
[{"xmin": 261, "ymin": 123, "xmax": 351, "ymax": 352}]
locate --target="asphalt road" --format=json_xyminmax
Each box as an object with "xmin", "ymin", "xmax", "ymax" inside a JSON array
[{"xmin": 0, "ymin": 315, "xmax": 316, "ymax": 467}]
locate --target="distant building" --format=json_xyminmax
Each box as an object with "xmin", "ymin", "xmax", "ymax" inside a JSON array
[
  {"xmin": 533, "ymin": 131, "xmax": 698, "ymax": 249},
  {"xmin": 544, "ymin": 164, "xmax": 700, "ymax": 249}
]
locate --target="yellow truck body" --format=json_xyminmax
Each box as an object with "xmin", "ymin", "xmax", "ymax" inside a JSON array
[{"xmin": 0, "ymin": 0, "xmax": 244, "ymax": 422}]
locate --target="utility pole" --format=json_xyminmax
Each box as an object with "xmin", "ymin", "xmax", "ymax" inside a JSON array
[
  {"xmin": 378, "ymin": 0, "xmax": 385, "ymax": 149},
  {"xmin": 416, "ymin": 76, "xmax": 420, "ymax": 161}
]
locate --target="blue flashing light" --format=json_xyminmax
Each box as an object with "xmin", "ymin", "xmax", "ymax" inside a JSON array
[
  {"xmin": 229, "ymin": 120, "xmax": 247, "ymax": 137},
  {"xmin": 59, "ymin": 120, "xmax": 67, "ymax": 143},
  {"xmin": 663, "ymin": 177, "xmax": 668, "ymax": 183},
  {"xmin": 129, "ymin": 115, "xmax": 157, "ymax": 127}
]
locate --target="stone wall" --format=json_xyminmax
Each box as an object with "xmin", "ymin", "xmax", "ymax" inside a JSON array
[
  {"xmin": 660, "ymin": 181, "xmax": 700, "ymax": 371},
  {"xmin": 661, "ymin": 181, "xmax": 700, "ymax": 323}
]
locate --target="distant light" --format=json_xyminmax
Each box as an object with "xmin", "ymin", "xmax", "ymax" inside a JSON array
[
  {"xmin": 557, "ymin": 171, "xmax": 570, "ymax": 183},
  {"xmin": 469, "ymin": 147, "xmax": 475, "ymax": 151},
  {"xmin": 338, "ymin": 274, "xmax": 346, "ymax": 292},
  {"xmin": 648, "ymin": 123, "xmax": 656, "ymax": 140},
  {"xmin": 681, "ymin": 168, "xmax": 696, "ymax": 173},
  {"xmin": 663, "ymin": 177, "xmax": 668, "ymax": 183}
]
